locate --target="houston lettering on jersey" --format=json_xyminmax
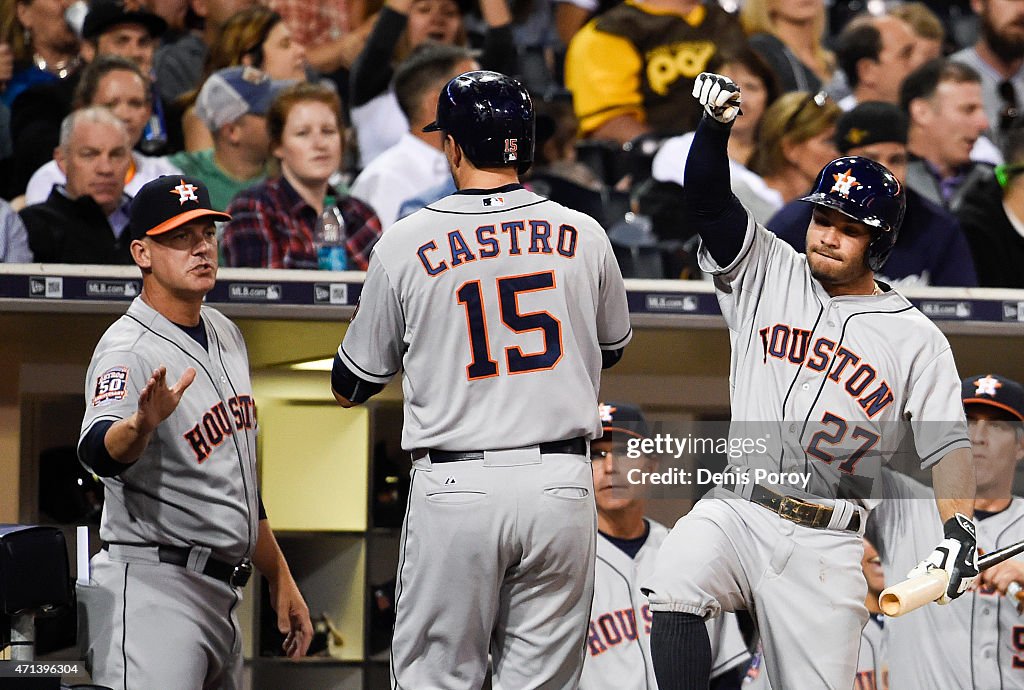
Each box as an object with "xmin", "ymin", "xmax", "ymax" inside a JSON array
[
  {"xmin": 587, "ymin": 604, "xmax": 653, "ymax": 656},
  {"xmin": 758, "ymin": 323, "xmax": 894, "ymax": 417},
  {"xmin": 417, "ymin": 220, "xmax": 579, "ymax": 277},
  {"xmin": 183, "ymin": 395, "xmax": 256, "ymax": 463}
]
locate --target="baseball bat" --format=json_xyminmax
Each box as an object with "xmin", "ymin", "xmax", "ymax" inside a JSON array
[{"xmin": 880, "ymin": 538, "xmax": 1024, "ymax": 617}]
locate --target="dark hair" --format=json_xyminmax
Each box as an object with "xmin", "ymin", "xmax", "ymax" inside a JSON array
[
  {"xmin": 899, "ymin": 58, "xmax": 981, "ymax": 113},
  {"xmin": 177, "ymin": 7, "xmax": 283, "ymax": 110},
  {"xmin": 268, "ymin": 81, "xmax": 344, "ymax": 148},
  {"xmin": 835, "ymin": 17, "xmax": 883, "ymax": 91},
  {"xmin": 73, "ymin": 54, "xmax": 150, "ymax": 109},
  {"xmin": 707, "ymin": 46, "xmax": 782, "ymax": 111},
  {"xmin": 393, "ymin": 42, "xmax": 476, "ymax": 121},
  {"xmin": 208, "ymin": 7, "xmax": 282, "ymax": 74}
]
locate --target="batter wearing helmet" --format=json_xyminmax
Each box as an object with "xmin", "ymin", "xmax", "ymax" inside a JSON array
[
  {"xmin": 77, "ymin": 176, "xmax": 313, "ymax": 690},
  {"xmin": 331, "ymin": 71, "xmax": 631, "ymax": 689},
  {"xmin": 642, "ymin": 73, "xmax": 978, "ymax": 689}
]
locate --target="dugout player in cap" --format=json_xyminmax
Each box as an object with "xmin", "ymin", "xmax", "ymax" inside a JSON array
[
  {"xmin": 641, "ymin": 73, "xmax": 978, "ymax": 690},
  {"xmin": 77, "ymin": 175, "xmax": 313, "ymax": 689},
  {"xmin": 581, "ymin": 403, "xmax": 750, "ymax": 690},
  {"xmin": 872, "ymin": 374, "xmax": 1024, "ymax": 689},
  {"xmin": 332, "ymin": 71, "xmax": 632, "ymax": 689}
]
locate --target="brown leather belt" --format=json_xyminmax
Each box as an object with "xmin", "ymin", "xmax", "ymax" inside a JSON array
[
  {"xmin": 750, "ymin": 484, "xmax": 861, "ymax": 532},
  {"xmin": 411, "ymin": 437, "xmax": 588, "ymax": 463}
]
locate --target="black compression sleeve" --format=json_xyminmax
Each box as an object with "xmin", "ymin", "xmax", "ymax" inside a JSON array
[
  {"xmin": 683, "ymin": 116, "xmax": 749, "ymax": 268},
  {"xmin": 650, "ymin": 611, "xmax": 713, "ymax": 690},
  {"xmin": 601, "ymin": 348, "xmax": 624, "ymax": 369},
  {"xmin": 349, "ymin": 7, "xmax": 406, "ymax": 106},
  {"xmin": 78, "ymin": 419, "xmax": 135, "ymax": 477},
  {"xmin": 331, "ymin": 353, "xmax": 385, "ymax": 404}
]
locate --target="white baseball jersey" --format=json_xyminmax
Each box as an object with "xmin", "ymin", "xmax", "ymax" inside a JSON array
[
  {"xmin": 873, "ymin": 469, "xmax": 1024, "ymax": 690},
  {"xmin": 581, "ymin": 520, "xmax": 750, "ymax": 689},
  {"xmin": 339, "ymin": 185, "xmax": 632, "ymax": 450},
  {"xmin": 79, "ymin": 297, "xmax": 259, "ymax": 561},
  {"xmin": 697, "ymin": 215, "xmax": 970, "ymax": 499}
]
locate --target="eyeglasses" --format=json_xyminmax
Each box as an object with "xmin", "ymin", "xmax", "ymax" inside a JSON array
[
  {"xmin": 999, "ymin": 80, "xmax": 1019, "ymax": 133},
  {"xmin": 783, "ymin": 90, "xmax": 830, "ymax": 133}
]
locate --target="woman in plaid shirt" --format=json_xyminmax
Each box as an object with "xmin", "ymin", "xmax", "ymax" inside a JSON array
[{"xmin": 222, "ymin": 82, "xmax": 382, "ymax": 269}]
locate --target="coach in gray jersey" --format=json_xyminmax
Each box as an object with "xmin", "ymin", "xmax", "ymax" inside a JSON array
[
  {"xmin": 77, "ymin": 175, "xmax": 313, "ymax": 690},
  {"xmin": 873, "ymin": 374, "xmax": 1024, "ymax": 689},
  {"xmin": 333, "ymin": 71, "xmax": 631, "ymax": 690}
]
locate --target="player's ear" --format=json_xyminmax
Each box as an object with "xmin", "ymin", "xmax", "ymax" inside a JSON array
[
  {"xmin": 130, "ymin": 239, "xmax": 152, "ymax": 269},
  {"xmin": 446, "ymin": 134, "xmax": 462, "ymax": 168}
]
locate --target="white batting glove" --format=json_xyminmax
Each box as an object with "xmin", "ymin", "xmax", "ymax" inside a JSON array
[
  {"xmin": 692, "ymin": 72, "xmax": 742, "ymax": 124},
  {"xmin": 907, "ymin": 513, "xmax": 979, "ymax": 605}
]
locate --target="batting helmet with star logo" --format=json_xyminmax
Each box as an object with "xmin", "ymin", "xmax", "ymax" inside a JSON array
[{"xmin": 800, "ymin": 156, "xmax": 906, "ymax": 271}]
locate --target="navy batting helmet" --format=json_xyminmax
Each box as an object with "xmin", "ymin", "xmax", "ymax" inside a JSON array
[
  {"xmin": 423, "ymin": 70, "xmax": 535, "ymax": 172},
  {"xmin": 800, "ymin": 156, "xmax": 906, "ymax": 271}
]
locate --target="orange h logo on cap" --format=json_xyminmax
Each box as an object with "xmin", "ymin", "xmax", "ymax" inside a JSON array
[
  {"xmin": 830, "ymin": 169, "xmax": 861, "ymax": 197},
  {"xmin": 171, "ymin": 179, "xmax": 199, "ymax": 205},
  {"xmin": 974, "ymin": 375, "xmax": 1003, "ymax": 397}
]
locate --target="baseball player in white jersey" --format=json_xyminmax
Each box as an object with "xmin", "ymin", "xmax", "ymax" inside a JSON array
[
  {"xmin": 744, "ymin": 536, "xmax": 889, "ymax": 689},
  {"xmin": 77, "ymin": 175, "xmax": 313, "ymax": 689},
  {"xmin": 640, "ymin": 73, "xmax": 978, "ymax": 690},
  {"xmin": 583, "ymin": 402, "xmax": 750, "ymax": 690},
  {"xmin": 872, "ymin": 374, "xmax": 1024, "ymax": 689},
  {"xmin": 331, "ymin": 71, "xmax": 632, "ymax": 689}
]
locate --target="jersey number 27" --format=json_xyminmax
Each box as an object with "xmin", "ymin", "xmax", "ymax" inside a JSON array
[{"xmin": 457, "ymin": 270, "xmax": 563, "ymax": 380}]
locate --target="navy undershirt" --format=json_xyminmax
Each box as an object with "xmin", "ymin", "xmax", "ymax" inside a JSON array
[
  {"xmin": 975, "ymin": 507, "xmax": 1005, "ymax": 521},
  {"xmin": 600, "ymin": 519, "xmax": 651, "ymax": 559}
]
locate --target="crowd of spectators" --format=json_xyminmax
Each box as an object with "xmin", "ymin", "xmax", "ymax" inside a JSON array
[{"xmin": 0, "ymin": 0, "xmax": 1021, "ymax": 288}]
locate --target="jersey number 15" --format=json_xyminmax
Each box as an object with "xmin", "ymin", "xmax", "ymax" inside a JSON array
[{"xmin": 457, "ymin": 270, "xmax": 563, "ymax": 380}]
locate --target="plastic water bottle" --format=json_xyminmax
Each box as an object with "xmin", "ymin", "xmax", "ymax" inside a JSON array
[
  {"xmin": 139, "ymin": 91, "xmax": 169, "ymax": 155},
  {"xmin": 314, "ymin": 196, "xmax": 348, "ymax": 271}
]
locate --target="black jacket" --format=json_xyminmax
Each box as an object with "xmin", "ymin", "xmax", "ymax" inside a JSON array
[
  {"xmin": 9, "ymin": 73, "xmax": 79, "ymax": 196},
  {"xmin": 955, "ymin": 171, "xmax": 1024, "ymax": 289},
  {"xmin": 19, "ymin": 188, "xmax": 133, "ymax": 265}
]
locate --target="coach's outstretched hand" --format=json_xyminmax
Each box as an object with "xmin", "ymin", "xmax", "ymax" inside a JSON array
[
  {"xmin": 693, "ymin": 72, "xmax": 742, "ymax": 124},
  {"xmin": 136, "ymin": 366, "xmax": 196, "ymax": 434},
  {"xmin": 907, "ymin": 513, "xmax": 979, "ymax": 604}
]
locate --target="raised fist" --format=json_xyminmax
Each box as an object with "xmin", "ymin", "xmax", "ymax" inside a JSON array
[{"xmin": 692, "ymin": 72, "xmax": 742, "ymax": 124}]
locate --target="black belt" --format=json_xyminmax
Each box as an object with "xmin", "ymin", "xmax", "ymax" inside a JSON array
[
  {"xmin": 411, "ymin": 436, "xmax": 588, "ymax": 463},
  {"xmin": 749, "ymin": 485, "xmax": 861, "ymax": 532},
  {"xmin": 103, "ymin": 543, "xmax": 254, "ymax": 587}
]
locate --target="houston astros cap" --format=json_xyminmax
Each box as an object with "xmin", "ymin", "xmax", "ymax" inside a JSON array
[
  {"xmin": 962, "ymin": 374, "xmax": 1024, "ymax": 422},
  {"xmin": 598, "ymin": 402, "xmax": 651, "ymax": 441},
  {"xmin": 129, "ymin": 175, "xmax": 231, "ymax": 240}
]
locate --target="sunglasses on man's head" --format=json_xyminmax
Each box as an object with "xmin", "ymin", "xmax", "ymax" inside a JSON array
[{"xmin": 783, "ymin": 90, "xmax": 830, "ymax": 132}]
